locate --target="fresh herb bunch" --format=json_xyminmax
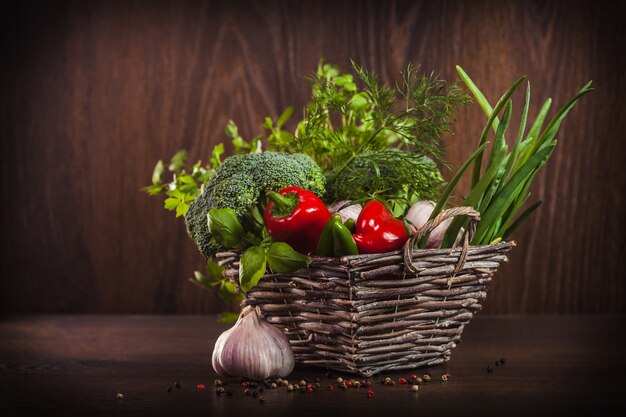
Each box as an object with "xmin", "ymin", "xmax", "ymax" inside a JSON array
[
  {"xmin": 426, "ymin": 66, "xmax": 592, "ymax": 248},
  {"xmin": 265, "ymin": 60, "xmax": 471, "ymax": 213}
]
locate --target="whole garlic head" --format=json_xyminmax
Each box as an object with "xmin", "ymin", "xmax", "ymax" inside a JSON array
[{"xmin": 212, "ymin": 306, "xmax": 295, "ymax": 381}]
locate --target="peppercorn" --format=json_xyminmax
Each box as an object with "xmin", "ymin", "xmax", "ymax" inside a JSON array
[
  {"xmin": 315, "ymin": 382, "xmax": 321, "ymax": 389},
  {"xmin": 216, "ymin": 387, "xmax": 225, "ymax": 395},
  {"xmin": 306, "ymin": 387, "xmax": 313, "ymax": 393},
  {"xmin": 410, "ymin": 374, "xmax": 417, "ymax": 380},
  {"xmin": 282, "ymin": 380, "xmax": 289, "ymax": 387},
  {"xmin": 252, "ymin": 390, "xmax": 258, "ymax": 398},
  {"xmin": 299, "ymin": 380, "xmax": 306, "ymax": 387},
  {"xmin": 271, "ymin": 383, "xmax": 277, "ymax": 389},
  {"xmin": 287, "ymin": 384, "xmax": 294, "ymax": 392},
  {"xmin": 487, "ymin": 366, "xmax": 494, "ymax": 373},
  {"xmin": 339, "ymin": 382, "xmax": 348, "ymax": 390},
  {"xmin": 380, "ymin": 378, "xmax": 386, "ymax": 385},
  {"xmin": 197, "ymin": 384, "xmax": 206, "ymax": 391},
  {"xmin": 166, "ymin": 386, "xmax": 173, "ymax": 393},
  {"xmin": 244, "ymin": 389, "xmax": 251, "ymax": 396},
  {"xmin": 354, "ymin": 381, "xmax": 361, "ymax": 388},
  {"xmin": 399, "ymin": 377, "xmax": 407, "ymax": 384},
  {"xmin": 416, "ymin": 377, "xmax": 423, "ymax": 385},
  {"xmin": 345, "ymin": 380, "xmax": 353, "ymax": 388},
  {"xmin": 258, "ymin": 395, "xmax": 266, "ymax": 404},
  {"xmin": 116, "ymin": 393, "xmax": 124, "ymax": 400},
  {"xmin": 412, "ymin": 385, "xmax": 419, "ymax": 392},
  {"xmin": 250, "ymin": 382, "xmax": 259, "ymax": 388},
  {"xmin": 408, "ymin": 378, "xmax": 415, "ymax": 385},
  {"xmin": 327, "ymin": 384, "xmax": 334, "ymax": 391},
  {"xmin": 337, "ymin": 377, "xmax": 343, "ymax": 384},
  {"xmin": 423, "ymin": 374, "xmax": 431, "ymax": 382},
  {"xmin": 389, "ymin": 380, "xmax": 396, "ymax": 386},
  {"xmin": 214, "ymin": 379, "xmax": 223, "ymax": 386},
  {"xmin": 174, "ymin": 381, "xmax": 181, "ymax": 389},
  {"xmin": 306, "ymin": 383, "xmax": 313, "ymax": 390},
  {"xmin": 226, "ymin": 389, "xmax": 233, "ymax": 396},
  {"xmin": 441, "ymin": 374, "xmax": 449, "ymax": 382},
  {"xmin": 242, "ymin": 382, "xmax": 250, "ymax": 388},
  {"xmin": 500, "ymin": 357, "xmax": 506, "ymax": 365},
  {"xmin": 362, "ymin": 380, "xmax": 370, "ymax": 388},
  {"xmin": 384, "ymin": 377, "xmax": 392, "ymax": 385},
  {"xmin": 367, "ymin": 389, "xmax": 375, "ymax": 398},
  {"xmin": 276, "ymin": 378, "xmax": 283, "ymax": 384}
]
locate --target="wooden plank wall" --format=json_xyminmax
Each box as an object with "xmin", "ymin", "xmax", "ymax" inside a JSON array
[{"xmin": 1, "ymin": 0, "xmax": 624, "ymax": 314}]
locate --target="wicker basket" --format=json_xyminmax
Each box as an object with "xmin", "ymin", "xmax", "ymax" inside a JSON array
[{"xmin": 217, "ymin": 207, "xmax": 515, "ymax": 377}]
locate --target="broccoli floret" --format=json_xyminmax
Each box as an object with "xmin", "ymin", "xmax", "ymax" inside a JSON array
[{"xmin": 185, "ymin": 152, "xmax": 326, "ymax": 257}]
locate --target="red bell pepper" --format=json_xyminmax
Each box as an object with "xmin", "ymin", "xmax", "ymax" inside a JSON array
[
  {"xmin": 264, "ymin": 186, "xmax": 331, "ymax": 254},
  {"xmin": 353, "ymin": 200, "xmax": 409, "ymax": 254}
]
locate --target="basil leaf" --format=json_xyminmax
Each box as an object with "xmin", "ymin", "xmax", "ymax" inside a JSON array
[
  {"xmin": 239, "ymin": 246, "xmax": 267, "ymax": 293},
  {"xmin": 266, "ymin": 242, "xmax": 312, "ymax": 273},
  {"xmin": 207, "ymin": 208, "xmax": 244, "ymax": 248}
]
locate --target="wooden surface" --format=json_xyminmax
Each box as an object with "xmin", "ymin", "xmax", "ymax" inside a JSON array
[
  {"xmin": 0, "ymin": 315, "xmax": 624, "ymax": 416},
  {"xmin": 1, "ymin": 0, "xmax": 625, "ymax": 314}
]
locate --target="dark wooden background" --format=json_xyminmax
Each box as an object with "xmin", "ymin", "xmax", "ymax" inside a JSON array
[{"xmin": 1, "ymin": 0, "xmax": 624, "ymax": 314}]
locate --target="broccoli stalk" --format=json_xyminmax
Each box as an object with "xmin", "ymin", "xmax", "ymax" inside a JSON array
[{"xmin": 185, "ymin": 151, "xmax": 326, "ymax": 258}]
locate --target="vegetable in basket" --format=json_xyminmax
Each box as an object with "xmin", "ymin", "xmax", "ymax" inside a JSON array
[
  {"xmin": 185, "ymin": 151, "xmax": 326, "ymax": 258},
  {"xmin": 263, "ymin": 186, "xmax": 331, "ymax": 254},
  {"xmin": 316, "ymin": 214, "xmax": 359, "ymax": 257},
  {"xmin": 353, "ymin": 200, "xmax": 410, "ymax": 254}
]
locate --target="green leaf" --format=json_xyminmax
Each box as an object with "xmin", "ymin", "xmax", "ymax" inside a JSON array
[
  {"xmin": 456, "ymin": 65, "xmax": 500, "ymax": 133},
  {"xmin": 276, "ymin": 106, "xmax": 294, "ymax": 129},
  {"xmin": 164, "ymin": 197, "xmax": 180, "ymax": 211},
  {"xmin": 218, "ymin": 280, "xmax": 240, "ymax": 301},
  {"xmin": 217, "ymin": 311, "xmax": 240, "ymax": 324},
  {"xmin": 266, "ymin": 242, "xmax": 312, "ymax": 273},
  {"xmin": 206, "ymin": 258, "xmax": 225, "ymax": 280},
  {"xmin": 469, "ymin": 75, "xmax": 526, "ymax": 188},
  {"xmin": 208, "ymin": 208, "xmax": 245, "ymax": 248},
  {"xmin": 239, "ymin": 246, "xmax": 267, "ymax": 293},
  {"xmin": 210, "ymin": 143, "xmax": 225, "ymax": 169},
  {"xmin": 472, "ymin": 144, "xmax": 555, "ymax": 244},
  {"xmin": 175, "ymin": 201, "xmax": 189, "ymax": 217},
  {"xmin": 502, "ymin": 200, "xmax": 543, "ymax": 239},
  {"xmin": 152, "ymin": 160, "xmax": 164, "ymax": 185},
  {"xmin": 143, "ymin": 184, "xmax": 164, "ymax": 196},
  {"xmin": 169, "ymin": 150, "xmax": 188, "ymax": 173},
  {"xmin": 349, "ymin": 93, "xmax": 368, "ymax": 111}
]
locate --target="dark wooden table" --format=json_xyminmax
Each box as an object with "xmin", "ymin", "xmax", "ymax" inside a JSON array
[{"xmin": 1, "ymin": 315, "xmax": 624, "ymax": 416}]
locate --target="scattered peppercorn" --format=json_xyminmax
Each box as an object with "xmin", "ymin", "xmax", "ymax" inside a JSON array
[
  {"xmin": 339, "ymin": 383, "xmax": 348, "ymax": 390},
  {"xmin": 441, "ymin": 374, "xmax": 449, "ymax": 382},
  {"xmin": 244, "ymin": 389, "xmax": 251, "ymax": 396},
  {"xmin": 345, "ymin": 380, "xmax": 353, "ymax": 388},
  {"xmin": 166, "ymin": 386, "xmax": 173, "ymax": 393},
  {"xmin": 423, "ymin": 374, "xmax": 431, "ymax": 382},
  {"xmin": 337, "ymin": 377, "xmax": 344, "ymax": 384},
  {"xmin": 362, "ymin": 380, "xmax": 370, "ymax": 388},
  {"xmin": 214, "ymin": 379, "xmax": 223, "ymax": 386},
  {"xmin": 252, "ymin": 390, "xmax": 259, "ymax": 398},
  {"xmin": 384, "ymin": 377, "xmax": 392, "ymax": 385},
  {"xmin": 258, "ymin": 395, "xmax": 266, "ymax": 404},
  {"xmin": 287, "ymin": 384, "xmax": 294, "ymax": 392},
  {"xmin": 500, "ymin": 357, "xmax": 506, "ymax": 365},
  {"xmin": 276, "ymin": 378, "xmax": 283, "ymax": 384},
  {"xmin": 282, "ymin": 380, "xmax": 289, "ymax": 387},
  {"xmin": 354, "ymin": 381, "xmax": 361, "ymax": 388},
  {"xmin": 416, "ymin": 377, "xmax": 423, "ymax": 385},
  {"xmin": 271, "ymin": 383, "xmax": 277, "ymax": 389},
  {"xmin": 412, "ymin": 385, "xmax": 419, "ymax": 392},
  {"xmin": 315, "ymin": 382, "xmax": 321, "ymax": 389},
  {"xmin": 250, "ymin": 382, "xmax": 259, "ymax": 388},
  {"xmin": 174, "ymin": 381, "xmax": 181, "ymax": 389},
  {"xmin": 327, "ymin": 384, "xmax": 334, "ymax": 391},
  {"xmin": 408, "ymin": 378, "xmax": 415, "ymax": 385},
  {"xmin": 399, "ymin": 377, "xmax": 407, "ymax": 385},
  {"xmin": 242, "ymin": 382, "xmax": 250, "ymax": 388},
  {"xmin": 116, "ymin": 393, "xmax": 124, "ymax": 400},
  {"xmin": 367, "ymin": 389, "xmax": 375, "ymax": 398},
  {"xmin": 299, "ymin": 380, "xmax": 307, "ymax": 387},
  {"xmin": 197, "ymin": 384, "xmax": 206, "ymax": 391},
  {"xmin": 410, "ymin": 374, "xmax": 417, "ymax": 380},
  {"xmin": 216, "ymin": 387, "xmax": 225, "ymax": 395}
]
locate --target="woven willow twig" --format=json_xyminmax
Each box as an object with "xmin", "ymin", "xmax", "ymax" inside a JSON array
[{"xmin": 217, "ymin": 207, "xmax": 514, "ymax": 377}]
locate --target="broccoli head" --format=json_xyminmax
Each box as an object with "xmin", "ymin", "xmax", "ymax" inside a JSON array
[{"xmin": 185, "ymin": 151, "xmax": 326, "ymax": 257}]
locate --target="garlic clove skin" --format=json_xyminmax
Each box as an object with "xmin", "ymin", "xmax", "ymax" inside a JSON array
[
  {"xmin": 212, "ymin": 306, "xmax": 295, "ymax": 381},
  {"xmin": 328, "ymin": 200, "xmax": 362, "ymax": 223},
  {"xmin": 405, "ymin": 200, "xmax": 455, "ymax": 249}
]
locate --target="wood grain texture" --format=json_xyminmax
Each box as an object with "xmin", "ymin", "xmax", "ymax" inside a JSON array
[
  {"xmin": 1, "ymin": 315, "xmax": 625, "ymax": 415},
  {"xmin": 1, "ymin": 0, "xmax": 625, "ymax": 313}
]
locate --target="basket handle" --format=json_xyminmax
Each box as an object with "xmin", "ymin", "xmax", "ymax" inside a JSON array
[{"xmin": 403, "ymin": 206, "xmax": 481, "ymax": 274}]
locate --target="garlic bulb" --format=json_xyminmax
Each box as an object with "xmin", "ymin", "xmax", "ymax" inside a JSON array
[
  {"xmin": 212, "ymin": 305, "xmax": 295, "ymax": 381},
  {"xmin": 405, "ymin": 200, "xmax": 454, "ymax": 249},
  {"xmin": 328, "ymin": 200, "xmax": 362, "ymax": 223}
]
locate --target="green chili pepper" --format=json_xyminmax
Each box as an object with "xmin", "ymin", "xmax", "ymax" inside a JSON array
[
  {"xmin": 316, "ymin": 215, "xmax": 359, "ymax": 257},
  {"xmin": 344, "ymin": 218, "xmax": 356, "ymax": 234}
]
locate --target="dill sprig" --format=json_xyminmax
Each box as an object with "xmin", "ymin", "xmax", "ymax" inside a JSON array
[{"xmin": 266, "ymin": 60, "xmax": 470, "ymax": 213}]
